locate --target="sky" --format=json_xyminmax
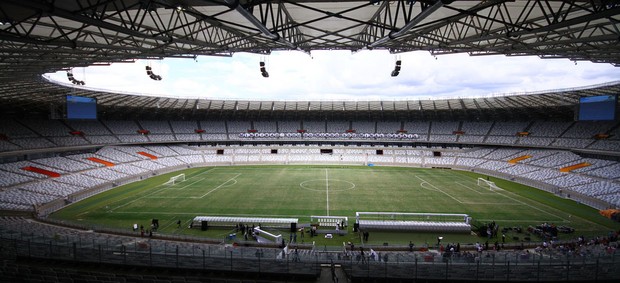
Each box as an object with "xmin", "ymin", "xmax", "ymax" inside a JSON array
[{"xmin": 46, "ymin": 50, "xmax": 620, "ymax": 101}]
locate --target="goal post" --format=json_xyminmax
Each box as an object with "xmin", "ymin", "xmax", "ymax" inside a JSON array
[
  {"xmin": 164, "ymin": 173, "xmax": 186, "ymax": 186},
  {"xmin": 477, "ymin": 177, "xmax": 501, "ymax": 191}
]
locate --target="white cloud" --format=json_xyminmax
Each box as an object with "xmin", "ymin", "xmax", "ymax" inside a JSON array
[{"xmin": 46, "ymin": 50, "xmax": 620, "ymax": 101}]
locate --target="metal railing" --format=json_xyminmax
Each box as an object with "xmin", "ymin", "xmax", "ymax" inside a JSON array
[{"xmin": 1, "ymin": 232, "xmax": 618, "ymax": 282}]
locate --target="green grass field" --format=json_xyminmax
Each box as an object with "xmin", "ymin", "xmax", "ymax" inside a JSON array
[{"xmin": 50, "ymin": 165, "xmax": 620, "ymax": 246}]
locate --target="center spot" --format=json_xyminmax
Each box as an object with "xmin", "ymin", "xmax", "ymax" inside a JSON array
[{"xmin": 299, "ymin": 179, "xmax": 356, "ymax": 192}]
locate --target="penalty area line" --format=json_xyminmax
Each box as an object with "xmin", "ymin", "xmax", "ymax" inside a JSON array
[
  {"xmin": 107, "ymin": 168, "xmax": 217, "ymax": 212},
  {"xmin": 415, "ymin": 175, "xmax": 463, "ymax": 204},
  {"xmin": 194, "ymin": 173, "xmax": 241, "ymax": 199}
]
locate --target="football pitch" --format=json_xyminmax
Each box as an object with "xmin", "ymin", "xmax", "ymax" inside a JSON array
[{"xmin": 51, "ymin": 165, "xmax": 620, "ymax": 246}]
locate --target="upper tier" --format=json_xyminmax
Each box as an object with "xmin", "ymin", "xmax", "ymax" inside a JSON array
[{"xmin": 1, "ymin": 119, "xmax": 619, "ymax": 156}]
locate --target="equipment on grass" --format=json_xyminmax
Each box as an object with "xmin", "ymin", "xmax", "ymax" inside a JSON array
[
  {"xmin": 355, "ymin": 212, "xmax": 471, "ymax": 233},
  {"xmin": 477, "ymin": 177, "xmax": 501, "ymax": 191},
  {"xmin": 164, "ymin": 173, "xmax": 185, "ymax": 186}
]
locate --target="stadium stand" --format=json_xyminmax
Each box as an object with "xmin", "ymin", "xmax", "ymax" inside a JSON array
[
  {"xmin": 551, "ymin": 138, "xmax": 593, "ymax": 149},
  {"xmin": 200, "ymin": 120, "xmax": 227, "ymax": 133},
  {"xmin": 83, "ymin": 135, "xmax": 120, "ymax": 145},
  {"xmin": 0, "ymin": 170, "xmax": 35, "ymax": 187},
  {"xmin": 10, "ymin": 137, "xmax": 56, "ymax": 150},
  {"xmin": 561, "ymin": 121, "xmax": 616, "ymax": 138},
  {"xmin": 33, "ymin": 157, "xmax": 95, "ymax": 172},
  {"xmin": 327, "ymin": 121, "xmax": 349, "ymax": 133},
  {"xmin": 352, "ymin": 121, "xmax": 376, "ymax": 133},
  {"xmin": 402, "ymin": 121, "xmax": 430, "ymax": 141},
  {"xmin": 582, "ymin": 163, "xmax": 620, "ymax": 180},
  {"xmin": 19, "ymin": 180, "xmax": 84, "ymax": 197},
  {"xmin": 0, "ymin": 119, "xmax": 38, "ymax": 138},
  {"xmin": 0, "ymin": 161, "xmax": 48, "ymax": 179},
  {"xmin": 48, "ymin": 136, "xmax": 90, "ymax": 147},
  {"xmin": 517, "ymin": 136, "xmax": 554, "ymax": 146},
  {"xmin": 2, "ymin": 113, "xmax": 620, "ymax": 216},
  {"xmin": 460, "ymin": 121, "xmax": 493, "ymax": 135},
  {"xmin": 254, "ymin": 121, "xmax": 278, "ymax": 132},
  {"xmin": 376, "ymin": 121, "xmax": 401, "ymax": 133},
  {"xmin": 303, "ymin": 121, "xmax": 326, "ymax": 132},
  {"xmin": 226, "ymin": 120, "xmax": 251, "ymax": 134},
  {"xmin": 428, "ymin": 134, "xmax": 457, "ymax": 143},
  {"xmin": 278, "ymin": 121, "xmax": 301, "ymax": 133},
  {"xmin": 138, "ymin": 120, "xmax": 173, "ymax": 133},
  {"xmin": 528, "ymin": 121, "xmax": 572, "ymax": 137},
  {"xmin": 485, "ymin": 135, "xmax": 518, "ymax": 145},
  {"xmin": 169, "ymin": 120, "xmax": 198, "ymax": 133},
  {"xmin": 20, "ymin": 119, "xmax": 72, "ymax": 137},
  {"xmin": 458, "ymin": 135, "xmax": 485, "ymax": 143},
  {"xmin": 109, "ymin": 163, "xmax": 150, "ymax": 176},
  {"xmin": 589, "ymin": 140, "xmax": 620, "ymax": 151},
  {"xmin": 498, "ymin": 164, "xmax": 540, "ymax": 176},
  {"xmin": 430, "ymin": 121, "xmax": 459, "ymax": 134},
  {"xmin": 489, "ymin": 121, "xmax": 529, "ymax": 136},
  {"xmin": 66, "ymin": 120, "xmax": 112, "ymax": 135},
  {"xmin": 82, "ymin": 167, "xmax": 129, "ymax": 181}
]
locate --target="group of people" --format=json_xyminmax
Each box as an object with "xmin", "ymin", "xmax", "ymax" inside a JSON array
[
  {"xmin": 133, "ymin": 224, "xmax": 153, "ymax": 238},
  {"xmin": 234, "ymin": 223, "xmax": 260, "ymax": 241}
]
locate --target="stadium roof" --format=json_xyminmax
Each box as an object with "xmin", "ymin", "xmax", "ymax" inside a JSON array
[
  {"xmin": 1, "ymin": 76, "xmax": 618, "ymax": 120},
  {"xmin": 1, "ymin": 0, "xmax": 619, "ymax": 83},
  {"xmin": 1, "ymin": 0, "xmax": 620, "ymax": 120}
]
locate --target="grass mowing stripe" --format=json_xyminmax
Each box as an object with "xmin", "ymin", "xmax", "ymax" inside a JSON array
[
  {"xmin": 454, "ymin": 170, "xmax": 616, "ymax": 230},
  {"xmin": 108, "ymin": 183, "xmax": 169, "ymax": 212},
  {"xmin": 50, "ymin": 165, "xmax": 620, "ymax": 246},
  {"xmin": 196, "ymin": 173, "xmax": 241, "ymax": 199},
  {"xmin": 325, "ymin": 168, "xmax": 329, "ymax": 216},
  {"xmin": 415, "ymin": 175, "xmax": 463, "ymax": 204}
]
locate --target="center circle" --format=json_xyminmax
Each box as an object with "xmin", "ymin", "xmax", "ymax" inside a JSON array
[{"xmin": 299, "ymin": 179, "xmax": 356, "ymax": 192}]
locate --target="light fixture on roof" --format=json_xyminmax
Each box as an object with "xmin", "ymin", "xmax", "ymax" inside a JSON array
[
  {"xmin": 259, "ymin": 60, "xmax": 269, "ymax": 78},
  {"xmin": 66, "ymin": 70, "xmax": 85, "ymax": 85},
  {"xmin": 145, "ymin": 65, "xmax": 162, "ymax": 80},
  {"xmin": 391, "ymin": 58, "xmax": 402, "ymax": 77}
]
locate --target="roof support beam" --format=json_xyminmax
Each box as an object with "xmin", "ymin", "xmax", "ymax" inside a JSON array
[
  {"xmin": 224, "ymin": 0, "xmax": 297, "ymax": 49},
  {"xmin": 368, "ymin": 0, "xmax": 451, "ymax": 48}
]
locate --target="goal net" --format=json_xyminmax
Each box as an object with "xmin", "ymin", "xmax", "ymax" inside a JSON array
[
  {"xmin": 164, "ymin": 174, "xmax": 185, "ymax": 186},
  {"xmin": 477, "ymin": 177, "xmax": 501, "ymax": 191}
]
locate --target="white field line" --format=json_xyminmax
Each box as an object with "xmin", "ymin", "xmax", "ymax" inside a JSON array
[
  {"xmin": 143, "ymin": 197, "xmax": 196, "ymax": 199},
  {"xmin": 159, "ymin": 216, "xmax": 179, "ymax": 231},
  {"xmin": 172, "ymin": 167, "xmax": 216, "ymax": 187},
  {"xmin": 169, "ymin": 177, "xmax": 205, "ymax": 190},
  {"xmin": 491, "ymin": 186, "xmax": 613, "ymax": 230},
  {"xmin": 419, "ymin": 174, "xmax": 565, "ymax": 222},
  {"xmin": 108, "ymin": 183, "xmax": 171, "ymax": 212},
  {"xmin": 195, "ymin": 173, "xmax": 241, "ymax": 199},
  {"xmin": 419, "ymin": 182, "xmax": 440, "ymax": 192},
  {"xmin": 437, "ymin": 170, "xmax": 609, "ymax": 229},
  {"xmin": 325, "ymin": 169, "xmax": 329, "ymax": 216},
  {"xmin": 108, "ymin": 168, "xmax": 214, "ymax": 212},
  {"xmin": 461, "ymin": 202, "xmax": 522, "ymax": 205},
  {"xmin": 491, "ymin": 186, "xmax": 568, "ymax": 222},
  {"xmin": 167, "ymin": 167, "xmax": 216, "ymax": 189},
  {"xmin": 415, "ymin": 175, "xmax": 463, "ymax": 204},
  {"xmin": 455, "ymin": 182, "xmax": 496, "ymax": 195}
]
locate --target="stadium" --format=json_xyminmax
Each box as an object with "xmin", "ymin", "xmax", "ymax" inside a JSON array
[{"xmin": 1, "ymin": 1, "xmax": 620, "ymax": 282}]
